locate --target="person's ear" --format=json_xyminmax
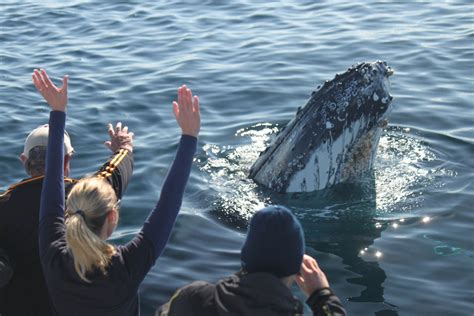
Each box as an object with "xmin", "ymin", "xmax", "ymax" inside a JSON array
[
  {"xmin": 107, "ymin": 209, "xmax": 118, "ymax": 225},
  {"xmin": 64, "ymin": 154, "xmax": 73, "ymax": 167},
  {"xmin": 64, "ymin": 154, "xmax": 72, "ymax": 177},
  {"xmin": 19, "ymin": 153, "xmax": 27, "ymax": 164}
]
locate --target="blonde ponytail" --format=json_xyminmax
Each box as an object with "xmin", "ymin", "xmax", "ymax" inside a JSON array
[{"xmin": 65, "ymin": 177, "xmax": 118, "ymax": 282}]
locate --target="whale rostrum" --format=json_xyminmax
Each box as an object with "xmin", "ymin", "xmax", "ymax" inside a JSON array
[{"xmin": 249, "ymin": 61, "xmax": 394, "ymax": 193}]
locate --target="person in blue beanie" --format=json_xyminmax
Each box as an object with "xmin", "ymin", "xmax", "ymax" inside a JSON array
[
  {"xmin": 35, "ymin": 68, "xmax": 200, "ymax": 315},
  {"xmin": 156, "ymin": 205, "xmax": 347, "ymax": 316}
]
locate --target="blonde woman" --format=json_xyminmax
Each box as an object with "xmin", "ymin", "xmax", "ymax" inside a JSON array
[{"xmin": 35, "ymin": 69, "xmax": 200, "ymax": 315}]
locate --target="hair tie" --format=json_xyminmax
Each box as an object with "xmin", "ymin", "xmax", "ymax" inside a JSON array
[{"xmin": 75, "ymin": 210, "xmax": 86, "ymax": 220}]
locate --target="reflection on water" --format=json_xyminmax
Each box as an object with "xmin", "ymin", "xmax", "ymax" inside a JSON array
[
  {"xmin": 198, "ymin": 122, "xmax": 450, "ymax": 305},
  {"xmin": 423, "ymin": 232, "xmax": 474, "ymax": 259}
]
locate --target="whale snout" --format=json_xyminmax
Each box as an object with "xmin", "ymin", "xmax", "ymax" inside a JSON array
[
  {"xmin": 386, "ymin": 67, "xmax": 394, "ymax": 77},
  {"xmin": 374, "ymin": 60, "xmax": 394, "ymax": 77}
]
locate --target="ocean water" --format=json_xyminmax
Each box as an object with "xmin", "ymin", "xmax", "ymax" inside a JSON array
[{"xmin": 1, "ymin": 1, "xmax": 473, "ymax": 315}]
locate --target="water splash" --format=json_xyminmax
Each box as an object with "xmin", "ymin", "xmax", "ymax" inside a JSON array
[
  {"xmin": 198, "ymin": 123, "xmax": 279, "ymax": 223},
  {"xmin": 199, "ymin": 124, "xmax": 448, "ymax": 222},
  {"xmin": 374, "ymin": 126, "xmax": 454, "ymax": 216}
]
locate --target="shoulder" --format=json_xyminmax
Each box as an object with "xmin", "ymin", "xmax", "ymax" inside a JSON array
[
  {"xmin": 0, "ymin": 176, "xmax": 44, "ymax": 208},
  {"xmin": 1, "ymin": 176, "xmax": 44, "ymax": 194},
  {"xmin": 157, "ymin": 281, "xmax": 216, "ymax": 316},
  {"xmin": 174, "ymin": 280, "xmax": 217, "ymax": 310},
  {"xmin": 1, "ymin": 176, "xmax": 76, "ymax": 197},
  {"xmin": 167, "ymin": 281, "xmax": 217, "ymax": 306},
  {"xmin": 179, "ymin": 280, "xmax": 216, "ymax": 297},
  {"xmin": 1, "ymin": 176, "xmax": 77, "ymax": 215},
  {"xmin": 0, "ymin": 189, "xmax": 11, "ymax": 204}
]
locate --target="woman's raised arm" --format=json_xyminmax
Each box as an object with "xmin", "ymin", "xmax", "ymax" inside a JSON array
[{"xmin": 34, "ymin": 69, "xmax": 70, "ymax": 250}]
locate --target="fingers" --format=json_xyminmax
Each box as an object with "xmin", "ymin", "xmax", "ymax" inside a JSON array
[
  {"xmin": 109, "ymin": 122, "xmax": 133, "ymax": 137},
  {"xmin": 115, "ymin": 122, "xmax": 122, "ymax": 133},
  {"xmin": 62, "ymin": 75, "xmax": 69, "ymax": 94},
  {"xmin": 186, "ymin": 88, "xmax": 192, "ymax": 109},
  {"xmin": 177, "ymin": 85, "xmax": 185, "ymax": 109},
  {"xmin": 296, "ymin": 274, "xmax": 304, "ymax": 284},
  {"xmin": 104, "ymin": 141, "xmax": 112, "ymax": 150},
  {"xmin": 303, "ymin": 254, "xmax": 317, "ymax": 266},
  {"xmin": 40, "ymin": 69, "xmax": 54, "ymax": 88},
  {"xmin": 34, "ymin": 69, "xmax": 47, "ymax": 88},
  {"xmin": 303, "ymin": 254, "xmax": 321, "ymax": 271},
  {"xmin": 182, "ymin": 85, "xmax": 191, "ymax": 114},
  {"xmin": 177, "ymin": 85, "xmax": 194, "ymax": 114},
  {"xmin": 299, "ymin": 254, "xmax": 323, "ymax": 282},
  {"xmin": 32, "ymin": 72, "xmax": 43, "ymax": 92},
  {"xmin": 193, "ymin": 95, "xmax": 200, "ymax": 113},
  {"xmin": 31, "ymin": 68, "xmax": 69, "ymax": 111},
  {"xmin": 33, "ymin": 69, "xmax": 46, "ymax": 91},
  {"xmin": 301, "ymin": 254, "xmax": 311, "ymax": 271},
  {"xmin": 173, "ymin": 101, "xmax": 179, "ymax": 119},
  {"xmin": 107, "ymin": 123, "xmax": 115, "ymax": 138},
  {"xmin": 32, "ymin": 69, "xmax": 67, "ymax": 93},
  {"xmin": 295, "ymin": 275, "xmax": 305, "ymax": 288},
  {"xmin": 182, "ymin": 88, "xmax": 191, "ymax": 114},
  {"xmin": 309, "ymin": 258, "xmax": 320, "ymax": 271},
  {"xmin": 300, "ymin": 260, "xmax": 313, "ymax": 276}
]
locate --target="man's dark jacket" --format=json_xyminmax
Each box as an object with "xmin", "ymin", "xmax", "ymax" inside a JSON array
[
  {"xmin": 156, "ymin": 271, "xmax": 346, "ymax": 316},
  {"xmin": 0, "ymin": 148, "xmax": 133, "ymax": 316}
]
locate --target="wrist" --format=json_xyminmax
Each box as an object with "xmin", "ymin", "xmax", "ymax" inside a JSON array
[
  {"xmin": 120, "ymin": 144, "xmax": 133, "ymax": 153},
  {"xmin": 111, "ymin": 144, "xmax": 133, "ymax": 153},
  {"xmin": 180, "ymin": 134, "xmax": 198, "ymax": 146},
  {"xmin": 306, "ymin": 287, "xmax": 334, "ymax": 305},
  {"xmin": 181, "ymin": 132, "xmax": 198, "ymax": 138}
]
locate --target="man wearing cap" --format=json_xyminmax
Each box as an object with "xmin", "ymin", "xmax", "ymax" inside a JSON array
[
  {"xmin": 0, "ymin": 69, "xmax": 134, "ymax": 315},
  {"xmin": 156, "ymin": 206, "xmax": 346, "ymax": 316}
]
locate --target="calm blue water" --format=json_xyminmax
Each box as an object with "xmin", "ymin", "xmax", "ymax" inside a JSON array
[{"xmin": 1, "ymin": 1, "xmax": 473, "ymax": 315}]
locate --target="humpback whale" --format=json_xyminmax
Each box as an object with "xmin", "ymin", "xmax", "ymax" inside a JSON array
[{"xmin": 249, "ymin": 61, "xmax": 394, "ymax": 193}]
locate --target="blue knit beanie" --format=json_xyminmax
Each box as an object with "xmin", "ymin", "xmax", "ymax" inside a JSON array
[{"xmin": 241, "ymin": 205, "xmax": 305, "ymax": 278}]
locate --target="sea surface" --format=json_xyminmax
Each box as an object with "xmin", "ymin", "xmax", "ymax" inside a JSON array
[{"xmin": 1, "ymin": 1, "xmax": 473, "ymax": 315}]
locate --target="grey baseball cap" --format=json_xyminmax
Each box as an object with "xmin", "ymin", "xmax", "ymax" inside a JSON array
[{"xmin": 23, "ymin": 124, "xmax": 74, "ymax": 158}]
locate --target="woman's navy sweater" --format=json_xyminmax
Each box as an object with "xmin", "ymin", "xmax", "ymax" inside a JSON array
[{"xmin": 39, "ymin": 111, "xmax": 196, "ymax": 315}]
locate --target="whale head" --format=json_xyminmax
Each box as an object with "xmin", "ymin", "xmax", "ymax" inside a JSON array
[{"xmin": 249, "ymin": 61, "xmax": 395, "ymax": 192}]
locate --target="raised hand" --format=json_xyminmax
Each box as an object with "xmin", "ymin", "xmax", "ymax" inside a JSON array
[
  {"xmin": 32, "ymin": 69, "xmax": 68, "ymax": 112},
  {"xmin": 295, "ymin": 254, "xmax": 330, "ymax": 296},
  {"xmin": 173, "ymin": 85, "xmax": 200, "ymax": 137},
  {"xmin": 105, "ymin": 122, "xmax": 134, "ymax": 153}
]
